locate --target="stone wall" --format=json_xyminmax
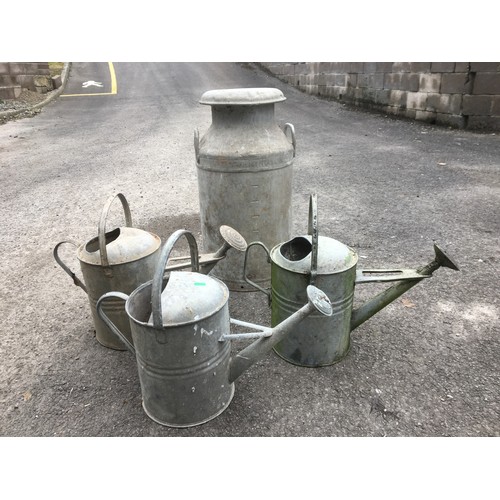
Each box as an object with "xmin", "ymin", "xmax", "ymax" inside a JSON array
[
  {"xmin": 259, "ymin": 62, "xmax": 500, "ymax": 131},
  {"xmin": 0, "ymin": 62, "xmax": 54, "ymax": 99}
]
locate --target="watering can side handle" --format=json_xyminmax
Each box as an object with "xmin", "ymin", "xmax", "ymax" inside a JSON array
[
  {"xmin": 194, "ymin": 128, "xmax": 200, "ymax": 164},
  {"xmin": 53, "ymin": 241, "xmax": 87, "ymax": 293},
  {"xmin": 152, "ymin": 229, "xmax": 200, "ymax": 328},
  {"xmin": 284, "ymin": 123, "xmax": 296, "ymax": 157},
  {"xmin": 96, "ymin": 292, "xmax": 135, "ymax": 354},
  {"xmin": 243, "ymin": 241, "xmax": 271, "ymax": 303},
  {"xmin": 98, "ymin": 193, "xmax": 133, "ymax": 273}
]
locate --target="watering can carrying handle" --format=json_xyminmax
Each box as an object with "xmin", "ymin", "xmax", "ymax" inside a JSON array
[
  {"xmin": 96, "ymin": 292, "xmax": 135, "ymax": 354},
  {"xmin": 243, "ymin": 241, "xmax": 272, "ymax": 303},
  {"xmin": 98, "ymin": 192, "xmax": 133, "ymax": 273},
  {"xmin": 151, "ymin": 229, "xmax": 200, "ymax": 329},
  {"xmin": 308, "ymin": 193, "xmax": 319, "ymax": 286},
  {"xmin": 284, "ymin": 123, "xmax": 296, "ymax": 157},
  {"xmin": 53, "ymin": 240, "xmax": 88, "ymax": 293}
]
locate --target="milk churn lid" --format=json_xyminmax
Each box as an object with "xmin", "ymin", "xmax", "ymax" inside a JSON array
[
  {"xmin": 199, "ymin": 88, "xmax": 286, "ymax": 106},
  {"xmin": 155, "ymin": 271, "xmax": 229, "ymax": 326},
  {"xmin": 79, "ymin": 227, "xmax": 161, "ymax": 266},
  {"xmin": 271, "ymin": 235, "xmax": 358, "ymax": 274}
]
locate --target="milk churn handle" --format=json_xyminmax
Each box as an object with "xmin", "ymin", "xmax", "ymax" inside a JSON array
[
  {"xmin": 151, "ymin": 229, "xmax": 200, "ymax": 329},
  {"xmin": 98, "ymin": 192, "xmax": 133, "ymax": 272},
  {"xmin": 284, "ymin": 123, "xmax": 296, "ymax": 157},
  {"xmin": 308, "ymin": 193, "xmax": 319, "ymax": 285},
  {"xmin": 53, "ymin": 240, "xmax": 88, "ymax": 293},
  {"xmin": 194, "ymin": 128, "xmax": 200, "ymax": 164}
]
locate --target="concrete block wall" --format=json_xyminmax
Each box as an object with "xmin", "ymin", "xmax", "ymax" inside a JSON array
[
  {"xmin": 0, "ymin": 62, "xmax": 53, "ymax": 99},
  {"xmin": 260, "ymin": 62, "xmax": 500, "ymax": 131}
]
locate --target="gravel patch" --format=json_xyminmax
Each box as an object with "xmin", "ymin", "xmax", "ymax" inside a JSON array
[{"xmin": 0, "ymin": 89, "xmax": 51, "ymax": 123}]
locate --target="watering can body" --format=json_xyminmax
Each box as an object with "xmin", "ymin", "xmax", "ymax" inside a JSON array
[
  {"xmin": 97, "ymin": 229, "xmax": 332, "ymax": 427},
  {"xmin": 270, "ymin": 235, "xmax": 358, "ymax": 366},
  {"xmin": 116, "ymin": 272, "xmax": 235, "ymax": 427},
  {"xmin": 77, "ymin": 230, "xmax": 161, "ymax": 350},
  {"xmin": 54, "ymin": 193, "xmax": 161, "ymax": 350}
]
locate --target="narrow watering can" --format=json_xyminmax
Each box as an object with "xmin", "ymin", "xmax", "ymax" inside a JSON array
[
  {"xmin": 96, "ymin": 228, "xmax": 333, "ymax": 427},
  {"xmin": 244, "ymin": 194, "xmax": 459, "ymax": 367},
  {"xmin": 53, "ymin": 193, "xmax": 162, "ymax": 350}
]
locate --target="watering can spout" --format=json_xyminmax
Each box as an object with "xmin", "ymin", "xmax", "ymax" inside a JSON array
[
  {"xmin": 201, "ymin": 225, "xmax": 248, "ymax": 274},
  {"xmin": 350, "ymin": 244, "xmax": 459, "ymax": 331},
  {"xmin": 164, "ymin": 225, "xmax": 248, "ymax": 274},
  {"xmin": 228, "ymin": 286, "xmax": 333, "ymax": 383}
]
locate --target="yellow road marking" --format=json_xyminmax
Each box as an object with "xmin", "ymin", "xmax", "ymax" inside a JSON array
[
  {"xmin": 62, "ymin": 62, "xmax": 117, "ymax": 97},
  {"xmin": 108, "ymin": 61, "xmax": 117, "ymax": 94}
]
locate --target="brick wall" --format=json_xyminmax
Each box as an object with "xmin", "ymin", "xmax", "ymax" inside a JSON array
[
  {"xmin": 0, "ymin": 62, "xmax": 53, "ymax": 99},
  {"xmin": 259, "ymin": 62, "xmax": 500, "ymax": 131}
]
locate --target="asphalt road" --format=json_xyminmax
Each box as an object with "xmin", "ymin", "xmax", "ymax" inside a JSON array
[{"xmin": 0, "ymin": 62, "xmax": 499, "ymax": 439}]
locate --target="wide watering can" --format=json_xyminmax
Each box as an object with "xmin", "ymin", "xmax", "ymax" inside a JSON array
[
  {"xmin": 96, "ymin": 228, "xmax": 333, "ymax": 427},
  {"xmin": 244, "ymin": 194, "xmax": 459, "ymax": 367},
  {"xmin": 195, "ymin": 87, "xmax": 296, "ymax": 291},
  {"xmin": 53, "ymin": 193, "xmax": 162, "ymax": 350},
  {"xmin": 54, "ymin": 193, "xmax": 243, "ymax": 350}
]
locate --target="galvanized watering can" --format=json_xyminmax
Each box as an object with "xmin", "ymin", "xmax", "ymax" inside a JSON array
[
  {"xmin": 53, "ymin": 193, "xmax": 162, "ymax": 350},
  {"xmin": 96, "ymin": 228, "xmax": 333, "ymax": 427},
  {"xmin": 54, "ymin": 193, "xmax": 244, "ymax": 351},
  {"xmin": 244, "ymin": 194, "xmax": 459, "ymax": 367}
]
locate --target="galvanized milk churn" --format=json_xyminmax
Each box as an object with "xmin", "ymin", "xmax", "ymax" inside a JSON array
[
  {"xmin": 54, "ymin": 193, "xmax": 161, "ymax": 350},
  {"xmin": 244, "ymin": 194, "xmax": 459, "ymax": 367},
  {"xmin": 96, "ymin": 228, "xmax": 333, "ymax": 427},
  {"xmin": 195, "ymin": 87, "xmax": 296, "ymax": 291}
]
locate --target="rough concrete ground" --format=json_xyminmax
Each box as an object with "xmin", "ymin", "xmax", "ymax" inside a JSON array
[{"xmin": 0, "ymin": 62, "xmax": 499, "ymax": 442}]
